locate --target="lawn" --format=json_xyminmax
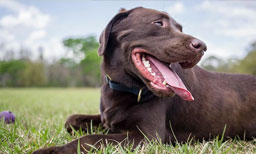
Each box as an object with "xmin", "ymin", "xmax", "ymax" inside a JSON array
[{"xmin": 0, "ymin": 88, "xmax": 256, "ymax": 154}]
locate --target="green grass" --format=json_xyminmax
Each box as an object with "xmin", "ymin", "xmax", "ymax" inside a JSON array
[{"xmin": 0, "ymin": 88, "xmax": 256, "ymax": 154}]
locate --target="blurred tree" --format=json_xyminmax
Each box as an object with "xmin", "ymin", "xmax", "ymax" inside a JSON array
[
  {"xmin": 59, "ymin": 58, "xmax": 77, "ymax": 68},
  {"xmin": 0, "ymin": 60, "xmax": 47, "ymax": 87},
  {"xmin": 247, "ymin": 42, "xmax": 256, "ymax": 52},
  {"xmin": 201, "ymin": 41, "xmax": 256, "ymax": 76},
  {"xmin": 201, "ymin": 56, "xmax": 238, "ymax": 73},
  {"xmin": 19, "ymin": 47, "xmax": 31, "ymax": 60},
  {"xmin": 63, "ymin": 36, "xmax": 98, "ymax": 56},
  {"xmin": 38, "ymin": 46, "xmax": 44, "ymax": 62},
  {"xmin": 80, "ymin": 48, "xmax": 101, "ymax": 86},
  {"xmin": 20, "ymin": 61, "xmax": 47, "ymax": 87},
  {"xmin": 46, "ymin": 63, "xmax": 82, "ymax": 87},
  {"xmin": 0, "ymin": 60, "xmax": 26, "ymax": 87},
  {"xmin": 201, "ymin": 56, "xmax": 223, "ymax": 71},
  {"xmin": 3, "ymin": 50, "xmax": 15, "ymax": 61},
  {"xmin": 234, "ymin": 44, "xmax": 256, "ymax": 75},
  {"xmin": 63, "ymin": 36, "xmax": 101, "ymax": 87},
  {"xmin": 0, "ymin": 36, "xmax": 101, "ymax": 87}
]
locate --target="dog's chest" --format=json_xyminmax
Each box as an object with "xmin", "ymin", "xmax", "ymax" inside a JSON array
[
  {"xmin": 100, "ymin": 105, "xmax": 131, "ymax": 132},
  {"xmin": 100, "ymin": 93, "xmax": 168, "ymax": 133}
]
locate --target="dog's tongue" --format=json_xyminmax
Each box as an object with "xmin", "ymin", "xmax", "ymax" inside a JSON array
[{"xmin": 148, "ymin": 57, "xmax": 194, "ymax": 101}]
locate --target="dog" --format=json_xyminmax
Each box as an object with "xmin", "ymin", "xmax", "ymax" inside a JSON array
[{"xmin": 33, "ymin": 7, "xmax": 256, "ymax": 154}]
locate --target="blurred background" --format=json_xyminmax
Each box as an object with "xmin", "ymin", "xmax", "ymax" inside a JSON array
[{"xmin": 0, "ymin": 0, "xmax": 256, "ymax": 88}]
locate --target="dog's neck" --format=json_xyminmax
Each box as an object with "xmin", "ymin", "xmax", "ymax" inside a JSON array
[{"xmin": 104, "ymin": 74, "xmax": 154, "ymax": 102}]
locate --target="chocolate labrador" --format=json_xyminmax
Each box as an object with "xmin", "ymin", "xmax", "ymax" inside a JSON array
[{"xmin": 33, "ymin": 7, "xmax": 256, "ymax": 153}]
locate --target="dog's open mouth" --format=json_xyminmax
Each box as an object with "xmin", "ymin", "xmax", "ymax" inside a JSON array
[{"xmin": 132, "ymin": 48, "xmax": 194, "ymax": 101}]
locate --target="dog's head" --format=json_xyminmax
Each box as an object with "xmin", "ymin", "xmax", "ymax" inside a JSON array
[{"xmin": 99, "ymin": 7, "xmax": 207, "ymax": 101}]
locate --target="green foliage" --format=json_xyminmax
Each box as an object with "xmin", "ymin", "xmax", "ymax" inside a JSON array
[
  {"xmin": 234, "ymin": 50, "xmax": 256, "ymax": 75},
  {"xmin": 63, "ymin": 36, "xmax": 98, "ymax": 55},
  {"xmin": 63, "ymin": 36, "xmax": 101, "ymax": 87},
  {"xmin": 81, "ymin": 48, "xmax": 101, "ymax": 86},
  {"xmin": 201, "ymin": 56, "xmax": 239, "ymax": 73},
  {"xmin": 0, "ymin": 60, "xmax": 26, "ymax": 74},
  {"xmin": 20, "ymin": 61, "xmax": 47, "ymax": 87},
  {"xmin": 59, "ymin": 58, "xmax": 77, "ymax": 68},
  {"xmin": 0, "ymin": 60, "xmax": 46, "ymax": 87},
  {"xmin": 0, "ymin": 35, "xmax": 101, "ymax": 87}
]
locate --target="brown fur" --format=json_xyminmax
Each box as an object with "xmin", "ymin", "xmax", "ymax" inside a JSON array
[{"xmin": 33, "ymin": 7, "xmax": 256, "ymax": 154}]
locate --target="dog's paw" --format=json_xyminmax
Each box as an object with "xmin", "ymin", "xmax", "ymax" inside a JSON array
[
  {"xmin": 65, "ymin": 114, "xmax": 92, "ymax": 133},
  {"xmin": 65, "ymin": 114, "xmax": 84, "ymax": 133}
]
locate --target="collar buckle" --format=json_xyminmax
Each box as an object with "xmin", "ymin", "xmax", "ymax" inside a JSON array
[{"xmin": 137, "ymin": 88, "xmax": 143, "ymax": 102}]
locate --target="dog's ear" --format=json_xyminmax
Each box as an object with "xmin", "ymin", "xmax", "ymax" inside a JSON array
[{"xmin": 98, "ymin": 9, "xmax": 130, "ymax": 56}]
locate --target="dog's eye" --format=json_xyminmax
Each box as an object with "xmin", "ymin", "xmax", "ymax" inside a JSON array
[{"xmin": 153, "ymin": 21, "xmax": 163, "ymax": 27}]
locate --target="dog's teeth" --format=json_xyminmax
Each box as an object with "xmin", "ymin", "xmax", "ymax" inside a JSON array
[
  {"xmin": 143, "ymin": 61, "xmax": 150, "ymax": 68},
  {"xmin": 163, "ymin": 80, "xmax": 166, "ymax": 85},
  {"xmin": 152, "ymin": 73, "xmax": 156, "ymax": 76},
  {"xmin": 169, "ymin": 64, "xmax": 172, "ymax": 68},
  {"xmin": 142, "ymin": 56, "xmax": 146, "ymax": 62},
  {"xmin": 147, "ymin": 67, "xmax": 152, "ymax": 72}
]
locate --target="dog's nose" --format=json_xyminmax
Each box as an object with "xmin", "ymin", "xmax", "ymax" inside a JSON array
[{"xmin": 190, "ymin": 39, "xmax": 207, "ymax": 52}]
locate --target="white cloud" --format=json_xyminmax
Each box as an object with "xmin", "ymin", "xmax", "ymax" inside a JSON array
[
  {"xmin": 204, "ymin": 42, "xmax": 240, "ymax": 59},
  {"xmin": 167, "ymin": 2, "xmax": 185, "ymax": 16},
  {"xmin": 221, "ymin": 27, "xmax": 256, "ymax": 38},
  {"xmin": 0, "ymin": 0, "xmax": 53, "ymax": 60},
  {"xmin": 193, "ymin": 1, "xmax": 256, "ymax": 59},
  {"xmin": 0, "ymin": 5, "xmax": 50, "ymax": 29},
  {"xmin": 199, "ymin": 1, "xmax": 256, "ymax": 39},
  {"xmin": 200, "ymin": 1, "xmax": 256, "ymax": 20},
  {"xmin": 27, "ymin": 30, "xmax": 47, "ymax": 42},
  {"xmin": 0, "ymin": 0, "xmax": 24, "ymax": 13}
]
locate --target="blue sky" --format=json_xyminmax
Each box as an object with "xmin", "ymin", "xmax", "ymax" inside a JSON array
[{"xmin": 0, "ymin": 0, "xmax": 256, "ymax": 62}]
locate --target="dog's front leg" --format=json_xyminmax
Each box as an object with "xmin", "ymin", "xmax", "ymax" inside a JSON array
[
  {"xmin": 33, "ymin": 132, "xmax": 144, "ymax": 154},
  {"xmin": 65, "ymin": 114, "xmax": 102, "ymax": 133}
]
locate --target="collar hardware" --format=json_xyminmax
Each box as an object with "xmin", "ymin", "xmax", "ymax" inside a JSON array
[
  {"xmin": 105, "ymin": 74, "xmax": 153, "ymax": 103},
  {"xmin": 137, "ymin": 88, "xmax": 143, "ymax": 102}
]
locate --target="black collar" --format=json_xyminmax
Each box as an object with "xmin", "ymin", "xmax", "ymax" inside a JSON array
[{"xmin": 105, "ymin": 74, "xmax": 154, "ymax": 103}]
